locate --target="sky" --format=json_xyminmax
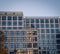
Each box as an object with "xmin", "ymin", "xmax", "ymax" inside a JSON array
[{"xmin": 0, "ymin": 0, "xmax": 60, "ymax": 16}]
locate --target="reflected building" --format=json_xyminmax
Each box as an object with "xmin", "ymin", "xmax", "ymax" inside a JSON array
[{"xmin": 0, "ymin": 11, "xmax": 60, "ymax": 54}]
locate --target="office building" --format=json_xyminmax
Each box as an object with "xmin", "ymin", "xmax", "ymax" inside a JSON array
[{"xmin": 0, "ymin": 12, "xmax": 60, "ymax": 54}]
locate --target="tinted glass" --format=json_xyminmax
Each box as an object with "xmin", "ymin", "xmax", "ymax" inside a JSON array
[
  {"xmin": 40, "ymin": 19, "xmax": 44, "ymax": 23},
  {"xmin": 8, "ymin": 16, "xmax": 12, "ymax": 20},
  {"xmin": 18, "ymin": 16, "xmax": 22, "ymax": 20},
  {"xmin": 50, "ymin": 19, "xmax": 54, "ymax": 23},
  {"xmin": 18, "ymin": 21, "xmax": 22, "ymax": 26},
  {"xmin": 45, "ymin": 19, "xmax": 49, "ymax": 23},
  {"xmin": 36, "ymin": 19, "xmax": 39, "ymax": 23},
  {"xmin": 2, "ymin": 16, "xmax": 6, "ymax": 20},
  {"xmin": 2, "ymin": 21, "xmax": 6, "ymax": 26},
  {"xmin": 31, "ymin": 19, "xmax": 34, "ymax": 23},
  {"xmin": 7, "ymin": 21, "xmax": 12, "ymax": 26},
  {"xmin": 13, "ymin": 21, "xmax": 17, "ymax": 26},
  {"xmin": 13, "ymin": 16, "xmax": 17, "ymax": 20},
  {"xmin": 55, "ymin": 19, "xmax": 58, "ymax": 23}
]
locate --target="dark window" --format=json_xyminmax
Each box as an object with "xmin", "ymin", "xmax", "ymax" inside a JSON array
[
  {"xmin": 13, "ymin": 21, "xmax": 17, "ymax": 26},
  {"xmin": 16, "ymin": 31, "xmax": 20, "ymax": 36},
  {"xmin": 8, "ymin": 16, "xmax": 12, "ymax": 20},
  {"xmin": 55, "ymin": 29, "xmax": 59, "ymax": 33},
  {"xmin": 7, "ymin": 21, "xmax": 12, "ymax": 26},
  {"xmin": 2, "ymin": 16, "xmax": 6, "ymax": 20},
  {"xmin": 13, "ymin": 16, "xmax": 17, "ymax": 20},
  {"xmin": 45, "ymin": 19, "xmax": 49, "ymax": 23},
  {"xmin": 57, "ymin": 45, "xmax": 60, "ymax": 49},
  {"xmin": 36, "ymin": 24, "xmax": 39, "ymax": 28},
  {"xmin": 31, "ymin": 19, "xmax": 34, "ymax": 23},
  {"xmin": 18, "ymin": 16, "xmax": 22, "ymax": 20},
  {"xmin": 33, "ymin": 31, "xmax": 37, "ymax": 35},
  {"xmin": 27, "ymin": 43, "xmax": 32, "ymax": 48},
  {"xmin": 33, "ymin": 43, "xmax": 37, "ymax": 48},
  {"xmin": 41, "ymin": 29, "xmax": 45, "ymax": 33},
  {"xmin": 13, "ymin": 27, "xmax": 17, "ymax": 29},
  {"xmin": 46, "ymin": 34, "xmax": 50, "ymax": 39},
  {"xmin": 46, "ymin": 29, "xmax": 50, "ymax": 33},
  {"xmin": 10, "ymin": 44, "xmax": 14, "ymax": 48},
  {"xmin": 36, "ymin": 19, "xmax": 39, "ymax": 23},
  {"xmin": 41, "ymin": 34, "xmax": 45, "ymax": 39},
  {"xmin": 26, "ymin": 19, "xmax": 29, "ymax": 23},
  {"xmin": 2, "ymin": 27, "xmax": 6, "ymax": 30},
  {"xmin": 50, "ymin": 19, "xmax": 54, "ymax": 23},
  {"xmin": 40, "ymin": 19, "xmax": 44, "ymax": 23},
  {"xmin": 55, "ymin": 24, "xmax": 59, "ymax": 28},
  {"xmin": 45, "ymin": 24, "xmax": 49, "ymax": 28},
  {"xmin": 18, "ymin": 21, "xmax": 22, "ymax": 26},
  {"xmin": 55, "ymin": 19, "xmax": 58, "ymax": 23},
  {"xmin": 7, "ymin": 27, "xmax": 12, "ymax": 30},
  {"xmin": 56, "ymin": 40, "xmax": 60, "ymax": 44},
  {"xmin": 41, "ymin": 24, "xmax": 44, "ymax": 28},
  {"xmin": 42, "ymin": 51, "xmax": 46, "ymax": 54},
  {"xmin": 2, "ymin": 21, "xmax": 6, "ymax": 26},
  {"xmin": 31, "ymin": 24, "xmax": 35, "ymax": 28},
  {"xmin": 18, "ymin": 27, "xmax": 22, "ymax": 29},
  {"xmin": 56, "ymin": 34, "xmax": 60, "ymax": 38},
  {"xmin": 51, "ymin": 29, "xmax": 55, "ymax": 33},
  {"xmin": 50, "ymin": 24, "xmax": 54, "ymax": 28}
]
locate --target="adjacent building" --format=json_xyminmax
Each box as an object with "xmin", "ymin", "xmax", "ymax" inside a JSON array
[{"xmin": 0, "ymin": 12, "xmax": 60, "ymax": 54}]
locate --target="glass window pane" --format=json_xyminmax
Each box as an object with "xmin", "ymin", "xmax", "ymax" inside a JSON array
[
  {"xmin": 33, "ymin": 43, "xmax": 37, "ymax": 48},
  {"xmin": 31, "ymin": 24, "xmax": 35, "ymax": 28},
  {"xmin": 7, "ymin": 21, "xmax": 12, "ymax": 26},
  {"xmin": 45, "ymin": 19, "xmax": 49, "ymax": 23},
  {"xmin": 18, "ymin": 21, "xmax": 22, "ymax": 26},
  {"xmin": 7, "ymin": 27, "xmax": 12, "ymax": 30},
  {"xmin": 8, "ymin": 16, "xmax": 12, "ymax": 20},
  {"xmin": 13, "ymin": 16, "xmax": 17, "ymax": 20},
  {"xmin": 36, "ymin": 24, "xmax": 39, "ymax": 28},
  {"xmin": 2, "ymin": 16, "xmax": 6, "ymax": 20},
  {"xmin": 13, "ymin": 21, "xmax": 17, "ymax": 26},
  {"xmin": 36, "ymin": 19, "xmax": 39, "ymax": 23},
  {"xmin": 50, "ymin": 24, "xmax": 54, "ymax": 28},
  {"xmin": 18, "ymin": 16, "xmax": 22, "ymax": 20},
  {"xmin": 2, "ymin": 27, "xmax": 6, "ymax": 30},
  {"xmin": 41, "ymin": 24, "xmax": 44, "ymax": 28},
  {"xmin": 13, "ymin": 27, "xmax": 17, "ymax": 29},
  {"xmin": 41, "ymin": 29, "xmax": 45, "ymax": 33},
  {"xmin": 2, "ymin": 21, "xmax": 6, "ymax": 26},
  {"xmin": 51, "ymin": 34, "xmax": 56, "ymax": 39},
  {"xmin": 50, "ymin": 19, "xmax": 54, "ymax": 23},
  {"xmin": 51, "ymin": 29, "xmax": 55, "ymax": 33},
  {"xmin": 46, "ymin": 34, "xmax": 50, "ymax": 39},
  {"xmin": 40, "ymin": 19, "xmax": 44, "ymax": 23},
  {"xmin": 26, "ymin": 19, "xmax": 29, "ymax": 23},
  {"xmin": 55, "ymin": 19, "xmax": 58, "ymax": 23},
  {"xmin": 46, "ymin": 29, "xmax": 50, "ymax": 33},
  {"xmin": 41, "ymin": 34, "xmax": 45, "ymax": 39},
  {"xmin": 45, "ymin": 24, "xmax": 49, "ymax": 28},
  {"xmin": 10, "ymin": 31, "xmax": 14, "ymax": 36},
  {"xmin": 55, "ymin": 24, "xmax": 59, "ymax": 28},
  {"xmin": 16, "ymin": 31, "xmax": 20, "ymax": 36},
  {"xmin": 10, "ymin": 43, "xmax": 14, "ymax": 48},
  {"xmin": 31, "ymin": 19, "xmax": 34, "ymax": 23},
  {"xmin": 10, "ymin": 37, "xmax": 14, "ymax": 42}
]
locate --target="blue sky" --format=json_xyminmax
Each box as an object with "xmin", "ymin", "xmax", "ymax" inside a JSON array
[{"xmin": 0, "ymin": 0, "xmax": 60, "ymax": 16}]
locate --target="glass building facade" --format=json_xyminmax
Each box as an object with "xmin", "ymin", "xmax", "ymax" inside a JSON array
[{"xmin": 0, "ymin": 12, "xmax": 60, "ymax": 54}]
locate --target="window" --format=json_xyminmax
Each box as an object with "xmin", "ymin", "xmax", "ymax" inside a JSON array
[
  {"xmin": 50, "ymin": 19, "xmax": 54, "ymax": 23},
  {"xmin": 55, "ymin": 24, "xmax": 59, "ymax": 28},
  {"xmin": 31, "ymin": 24, "xmax": 35, "ymax": 28},
  {"xmin": 18, "ymin": 27, "xmax": 22, "ymax": 29},
  {"xmin": 36, "ymin": 19, "xmax": 39, "ymax": 23},
  {"xmin": 50, "ymin": 24, "xmax": 54, "ymax": 28},
  {"xmin": 55, "ymin": 29, "xmax": 59, "ymax": 33},
  {"xmin": 16, "ymin": 31, "xmax": 20, "ymax": 36},
  {"xmin": 51, "ymin": 34, "xmax": 56, "ymax": 39},
  {"xmin": 13, "ymin": 16, "xmax": 17, "ymax": 20},
  {"xmin": 41, "ymin": 29, "xmax": 45, "ymax": 33},
  {"xmin": 2, "ymin": 21, "xmax": 6, "ymax": 26},
  {"xmin": 18, "ymin": 16, "xmax": 22, "ymax": 20},
  {"xmin": 45, "ymin": 19, "xmax": 49, "ymax": 23},
  {"xmin": 33, "ymin": 31, "xmax": 37, "ymax": 35},
  {"xmin": 27, "ymin": 43, "xmax": 32, "ymax": 48},
  {"xmin": 10, "ymin": 31, "xmax": 14, "ymax": 36},
  {"xmin": 40, "ymin": 19, "xmax": 44, "ymax": 23},
  {"xmin": 16, "ymin": 37, "xmax": 20, "ymax": 42},
  {"xmin": 10, "ymin": 37, "xmax": 14, "ymax": 42},
  {"xmin": 46, "ymin": 34, "xmax": 50, "ymax": 39},
  {"xmin": 46, "ymin": 29, "xmax": 50, "ymax": 33},
  {"xmin": 33, "ymin": 43, "xmax": 37, "ymax": 48},
  {"xmin": 31, "ymin": 19, "xmax": 34, "ymax": 23},
  {"xmin": 16, "ymin": 44, "xmax": 20, "ymax": 48},
  {"xmin": 10, "ymin": 43, "xmax": 14, "ymax": 48},
  {"xmin": 18, "ymin": 21, "xmax": 22, "ymax": 26},
  {"xmin": 13, "ymin": 21, "xmax": 17, "ymax": 26},
  {"xmin": 7, "ymin": 21, "xmax": 12, "ymax": 26},
  {"xmin": 36, "ymin": 24, "xmax": 39, "ymax": 28},
  {"xmin": 45, "ymin": 24, "xmax": 49, "ymax": 28},
  {"xmin": 13, "ymin": 27, "xmax": 17, "ymax": 29},
  {"xmin": 7, "ymin": 27, "xmax": 12, "ymax": 30},
  {"xmin": 41, "ymin": 24, "xmax": 44, "ymax": 28},
  {"xmin": 8, "ymin": 16, "xmax": 12, "ymax": 20},
  {"xmin": 2, "ymin": 16, "xmax": 6, "ymax": 20},
  {"xmin": 55, "ymin": 19, "xmax": 58, "ymax": 23},
  {"xmin": 41, "ymin": 34, "xmax": 45, "ymax": 39},
  {"xmin": 26, "ymin": 19, "xmax": 29, "ymax": 23},
  {"xmin": 21, "ymin": 31, "xmax": 26, "ymax": 36},
  {"xmin": 51, "ymin": 29, "xmax": 55, "ymax": 33},
  {"xmin": 2, "ymin": 27, "xmax": 6, "ymax": 30}
]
